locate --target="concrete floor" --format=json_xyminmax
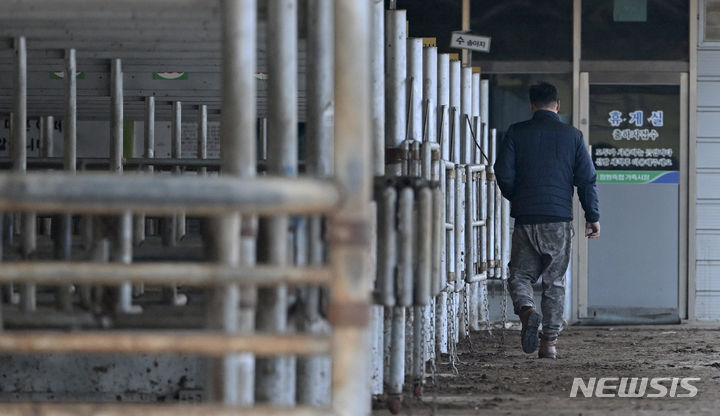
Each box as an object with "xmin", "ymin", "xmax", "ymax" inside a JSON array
[{"xmin": 373, "ymin": 325, "xmax": 720, "ymax": 415}]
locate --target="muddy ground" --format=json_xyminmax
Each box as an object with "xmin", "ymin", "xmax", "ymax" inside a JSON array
[{"xmin": 373, "ymin": 325, "xmax": 720, "ymax": 415}]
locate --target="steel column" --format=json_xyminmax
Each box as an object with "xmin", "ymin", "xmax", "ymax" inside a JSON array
[
  {"xmin": 134, "ymin": 96, "xmax": 154, "ymax": 247},
  {"xmin": 298, "ymin": 0, "xmax": 334, "ymax": 406},
  {"xmin": 204, "ymin": 0, "xmax": 256, "ymax": 405},
  {"xmin": 198, "ymin": 104, "xmax": 208, "ymax": 176},
  {"xmin": 256, "ymin": 0, "xmax": 297, "ymax": 405},
  {"xmin": 110, "ymin": 58, "xmax": 139, "ymax": 315},
  {"xmin": 384, "ymin": 9, "xmax": 406, "ymax": 176},
  {"xmin": 57, "ymin": 48, "xmax": 77, "ymax": 311},
  {"xmin": 332, "ymin": 1, "xmax": 372, "ymax": 414},
  {"xmin": 407, "ymin": 38, "xmax": 422, "ymax": 143},
  {"xmin": 15, "ymin": 36, "xmax": 36, "ymax": 312}
]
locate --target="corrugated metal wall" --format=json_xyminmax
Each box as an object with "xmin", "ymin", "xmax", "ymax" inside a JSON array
[{"xmin": 696, "ymin": 0, "xmax": 720, "ymax": 319}]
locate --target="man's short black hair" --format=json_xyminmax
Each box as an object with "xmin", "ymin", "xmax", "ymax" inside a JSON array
[{"xmin": 529, "ymin": 82, "xmax": 559, "ymax": 108}]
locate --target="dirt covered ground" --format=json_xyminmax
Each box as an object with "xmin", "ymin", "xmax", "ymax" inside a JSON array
[{"xmin": 373, "ymin": 325, "xmax": 720, "ymax": 415}]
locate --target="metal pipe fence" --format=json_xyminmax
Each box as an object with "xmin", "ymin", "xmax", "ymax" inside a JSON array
[{"xmin": 0, "ymin": 2, "xmax": 513, "ymax": 415}]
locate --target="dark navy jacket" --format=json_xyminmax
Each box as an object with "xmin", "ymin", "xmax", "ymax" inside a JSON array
[{"xmin": 494, "ymin": 110, "xmax": 600, "ymax": 224}]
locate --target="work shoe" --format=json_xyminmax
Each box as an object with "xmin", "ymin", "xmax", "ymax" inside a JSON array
[
  {"xmin": 518, "ymin": 307, "xmax": 541, "ymax": 353},
  {"xmin": 538, "ymin": 335, "xmax": 558, "ymax": 359}
]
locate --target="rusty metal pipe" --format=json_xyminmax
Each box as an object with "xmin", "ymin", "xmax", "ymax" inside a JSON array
[
  {"xmin": 0, "ymin": 173, "xmax": 340, "ymax": 215},
  {"xmin": 0, "ymin": 404, "xmax": 334, "ymax": 416},
  {"xmin": 0, "ymin": 333, "xmax": 331, "ymax": 356}
]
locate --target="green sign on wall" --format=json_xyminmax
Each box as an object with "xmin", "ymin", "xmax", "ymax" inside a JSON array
[{"xmin": 589, "ymin": 85, "xmax": 679, "ymax": 184}]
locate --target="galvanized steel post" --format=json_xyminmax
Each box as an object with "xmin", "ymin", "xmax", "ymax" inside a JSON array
[
  {"xmin": 203, "ymin": 0, "xmax": 256, "ymax": 406},
  {"xmin": 332, "ymin": 1, "xmax": 372, "ymax": 414},
  {"xmin": 255, "ymin": 0, "xmax": 297, "ymax": 405},
  {"xmin": 110, "ymin": 58, "xmax": 139, "ymax": 315},
  {"xmin": 15, "ymin": 36, "xmax": 36, "ymax": 312},
  {"xmin": 298, "ymin": 0, "xmax": 334, "ymax": 406},
  {"xmin": 384, "ymin": 9, "xmax": 406, "ymax": 176}
]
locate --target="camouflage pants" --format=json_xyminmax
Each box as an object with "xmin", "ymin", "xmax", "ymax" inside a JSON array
[{"xmin": 507, "ymin": 222, "xmax": 572, "ymax": 337}]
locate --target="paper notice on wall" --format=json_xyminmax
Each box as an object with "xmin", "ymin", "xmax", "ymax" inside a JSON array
[{"xmin": 180, "ymin": 121, "xmax": 221, "ymax": 159}]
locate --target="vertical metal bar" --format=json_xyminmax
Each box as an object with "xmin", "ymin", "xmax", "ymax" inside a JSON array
[
  {"xmin": 198, "ymin": 104, "xmax": 208, "ymax": 176},
  {"xmin": 110, "ymin": 59, "xmax": 123, "ymax": 174},
  {"xmin": 40, "ymin": 116, "xmax": 53, "ymax": 237},
  {"xmin": 204, "ymin": 0, "xmax": 255, "ymax": 405},
  {"xmin": 460, "ymin": 67, "xmax": 472, "ymax": 165},
  {"xmin": 332, "ymin": 1, "xmax": 372, "ymax": 414},
  {"xmin": 173, "ymin": 101, "xmax": 186, "ymax": 242},
  {"xmin": 479, "ymin": 79, "xmax": 490, "ymax": 322},
  {"xmin": 379, "ymin": 187, "xmax": 397, "ymax": 307},
  {"xmin": 40, "ymin": 116, "xmax": 54, "ymax": 158},
  {"xmin": 472, "ymin": 73, "xmax": 480, "ymax": 164},
  {"xmin": 371, "ymin": 0, "xmax": 385, "ymax": 176},
  {"xmin": 423, "ymin": 47, "xmax": 437, "ymax": 145},
  {"xmin": 299, "ymin": 0, "xmax": 334, "ymax": 406},
  {"xmin": 370, "ymin": 3, "xmax": 384, "ymax": 385},
  {"xmin": 502, "ymin": 197, "xmax": 511, "ymax": 280},
  {"xmin": 135, "ymin": 96, "xmax": 154, "ymax": 246},
  {"xmin": 162, "ymin": 102, "xmax": 180, "ymax": 247},
  {"xmin": 162, "ymin": 101, "xmax": 187, "ymax": 306},
  {"xmin": 490, "ymin": 129, "xmax": 502, "ymax": 278},
  {"xmin": 437, "ymin": 53, "xmax": 451, "ymax": 353},
  {"xmin": 412, "ymin": 187, "xmax": 432, "ymax": 383},
  {"xmin": 398, "ymin": 187, "xmax": 414, "ymax": 308},
  {"xmin": 407, "ymin": 38, "xmax": 422, "ymax": 143},
  {"xmin": 487, "ymin": 128, "xmax": 496, "ymax": 278},
  {"xmin": 481, "ymin": 79, "xmax": 489, "ymax": 146},
  {"xmin": 57, "ymin": 48, "xmax": 76, "ymax": 311},
  {"xmin": 438, "ymin": 54, "xmax": 450, "ymax": 160},
  {"xmin": 65, "ymin": 50, "xmax": 77, "ymax": 172},
  {"xmin": 15, "ymin": 36, "xmax": 36, "ymax": 312},
  {"xmin": 415, "ymin": 187, "xmax": 433, "ymax": 305},
  {"xmin": 259, "ymin": 118, "xmax": 267, "ymax": 161},
  {"xmin": 389, "ymin": 305, "xmax": 405, "ymax": 400},
  {"xmin": 449, "ymin": 59, "xmax": 461, "ymax": 164},
  {"xmin": 256, "ymin": 0, "xmax": 296, "ymax": 405},
  {"xmin": 455, "ymin": 163, "xmax": 466, "ymax": 339},
  {"xmin": 13, "ymin": 38, "xmax": 27, "ymax": 174},
  {"xmin": 110, "ymin": 58, "xmax": 139, "ymax": 315},
  {"xmin": 384, "ymin": 9, "xmax": 406, "ymax": 176}
]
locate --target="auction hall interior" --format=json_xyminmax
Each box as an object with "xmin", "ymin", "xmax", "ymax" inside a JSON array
[{"xmin": 0, "ymin": 0, "xmax": 717, "ymax": 415}]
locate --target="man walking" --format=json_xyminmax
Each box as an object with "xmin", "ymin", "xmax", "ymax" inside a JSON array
[{"xmin": 494, "ymin": 82, "xmax": 600, "ymax": 359}]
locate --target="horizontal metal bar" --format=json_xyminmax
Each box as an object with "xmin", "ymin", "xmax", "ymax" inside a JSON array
[
  {"xmin": 0, "ymin": 157, "xmax": 307, "ymax": 171},
  {"xmin": 467, "ymin": 272, "xmax": 487, "ymax": 284},
  {"xmin": 467, "ymin": 164, "xmax": 486, "ymax": 173},
  {"xmin": 0, "ymin": 263, "xmax": 332, "ymax": 286},
  {"xmin": 0, "ymin": 332, "xmax": 331, "ymax": 356},
  {"xmin": 0, "ymin": 0, "xmax": 220, "ymax": 20},
  {"xmin": 471, "ymin": 220, "xmax": 486, "ymax": 227},
  {"xmin": 0, "ymin": 404, "xmax": 334, "ymax": 416},
  {"xmin": 0, "ymin": 172, "xmax": 340, "ymax": 215}
]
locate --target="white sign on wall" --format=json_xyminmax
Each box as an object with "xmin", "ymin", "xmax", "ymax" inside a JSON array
[{"xmin": 450, "ymin": 32, "xmax": 491, "ymax": 53}]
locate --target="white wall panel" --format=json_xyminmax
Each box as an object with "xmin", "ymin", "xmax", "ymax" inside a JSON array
[
  {"xmin": 696, "ymin": 291, "xmax": 720, "ymax": 320},
  {"xmin": 697, "ymin": 202, "xmax": 720, "ymax": 229},
  {"xmin": 698, "ymin": 49, "xmax": 720, "ymax": 75},
  {"xmin": 698, "ymin": 81, "xmax": 720, "ymax": 107},
  {"xmin": 697, "ymin": 261, "xmax": 720, "ymax": 291},
  {"xmin": 697, "ymin": 171, "xmax": 720, "ymax": 199},
  {"xmin": 697, "ymin": 231, "xmax": 720, "ymax": 260},
  {"xmin": 697, "ymin": 110, "xmax": 720, "ymax": 138},
  {"xmin": 696, "ymin": 8, "xmax": 720, "ymax": 319},
  {"xmin": 697, "ymin": 139, "xmax": 720, "ymax": 168}
]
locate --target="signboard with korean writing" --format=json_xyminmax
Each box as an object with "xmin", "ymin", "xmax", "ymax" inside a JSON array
[
  {"xmin": 589, "ymin": 85, "xmax": 680, "ymax": 184},
  {"xmin": 450, "ymin": 32, "xmax": 491, "ymax": 53}
]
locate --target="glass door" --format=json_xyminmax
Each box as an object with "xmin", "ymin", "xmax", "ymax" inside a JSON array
[{"xmin": 576, "ymin": 71, "xmax": 689, "ymax": 323}]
